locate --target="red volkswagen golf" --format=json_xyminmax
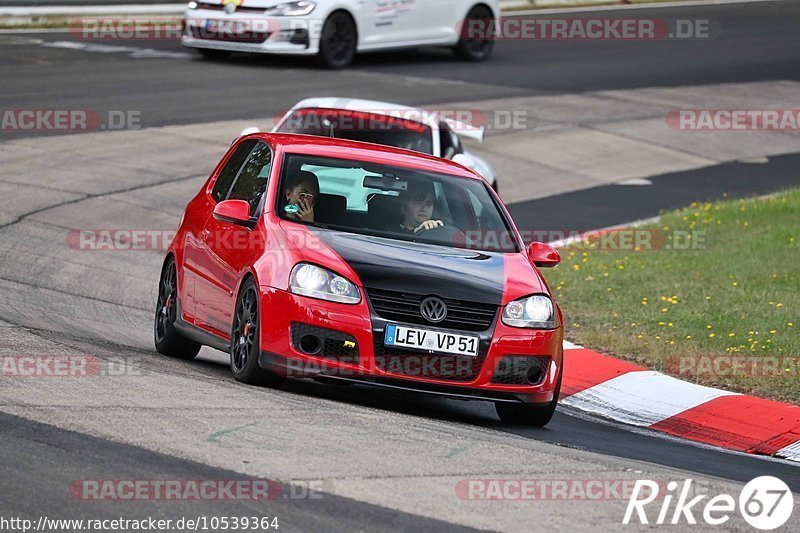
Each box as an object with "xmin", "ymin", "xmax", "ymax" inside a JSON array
[{"xmin": 155, "ymin": 133, "xmax": 564, "ymax": 426}]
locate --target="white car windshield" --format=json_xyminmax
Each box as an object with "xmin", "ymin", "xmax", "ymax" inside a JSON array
[{"xmin": 277, "ymin": 108, "xmax": 434, "ymax": 155}]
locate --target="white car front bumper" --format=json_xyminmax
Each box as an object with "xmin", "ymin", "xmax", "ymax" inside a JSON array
[{"xmin": 182, "ymin": 10, "xmax": 323, "ymax": 55}]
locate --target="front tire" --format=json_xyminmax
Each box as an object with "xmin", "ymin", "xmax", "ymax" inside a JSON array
[
  {"xmin": 454, "ymin": 5, "xmax": 495, "ymax": 62},
  {"xmin": 317, "ymin": 11, "xmax": 357, "ymax": 69},
  {"xmin": 154, "ymin": 257, "xmax": 201, "ymax": 359},
  {"xmin": 495, "ymin": 363, "xmax": 562, "ymax": 427},
  {"xmin": 230, "ymin": 278, "xmax": 284, "ymax": 387}
]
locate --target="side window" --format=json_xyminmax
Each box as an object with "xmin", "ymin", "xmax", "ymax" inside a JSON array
[
  {"xmin": 227, "ymin": 142, "xmax": 273, "ymax": 216},
  {"xmin": 212, "ymin": 139, "xmax": 257, "ymax": 203}
]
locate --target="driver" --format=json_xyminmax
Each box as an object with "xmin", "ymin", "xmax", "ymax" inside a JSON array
[
  {"xmin": 283, "ymin": 170, "xmax": 319, "ymax": 223},
  {"xmin": 399, "ymin": 180, "xmax": 445, "ymax": 234}
]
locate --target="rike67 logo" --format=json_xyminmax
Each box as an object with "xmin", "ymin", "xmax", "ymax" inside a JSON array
[{"xmin": 624, "ymin": 476, "xmax": 794, "ymax": 530}]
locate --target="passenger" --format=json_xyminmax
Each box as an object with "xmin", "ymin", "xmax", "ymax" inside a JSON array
[
  {"xmin": 399, "ymin": 180, "xmax": 445, "ymax": 234},
  {"xmin": 283, "ymin": 170, "xmax": 319, "ymax": 223}
]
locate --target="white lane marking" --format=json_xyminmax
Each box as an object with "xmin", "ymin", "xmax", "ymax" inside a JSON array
[
  {"xmin": 0, "ymin": 36, "xmax": 44, "ymax": 45},
  {"xmin": 775, "ymin": 440, "xmax": 800, "ymax": 463},
  {"xmin": 617, "ymin": 178, "xmax": 653, "ymax": 186},
  {"xmin": 0, "ymin": 28, "xmax": 73, "ymax": 34},
  {"xmin": 41, "ymin": 40, "xmax": 191, "ymax": 59},
  {"xmin": 738, "ymin": 156, "xmax": 770, "ymax": 164},
  {"xmin": 562, "ymin": 340, "xmax": 583, "ymax": 350},
  {"xmin": 348, "ymin": 69, "xmax": 468, "ymax": 88},
  {"xmin": 561, "ymin": 370, "xmax": 738, "ymax": 427}
]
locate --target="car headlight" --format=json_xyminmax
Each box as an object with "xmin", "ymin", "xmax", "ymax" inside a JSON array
[
  {"xmin": 502, "ymin": 295, "xmax": 555, "ymax": 329},
  {"xmin": 290, "ymin": 263, "xmax": 360, "ymax": 304},
  {"xmin": 187, "ymin": 1, "xmax": 198, "ymax": 8},
  {"xmin": 264, "ymin": 1, "xmax": 316, "ymax": 16}
]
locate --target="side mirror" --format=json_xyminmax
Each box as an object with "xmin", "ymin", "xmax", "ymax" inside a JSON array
[
  {"xmin": 528, "ymin": 241, "xmax": 560, "ymax": 268},
  {"xmin": 213, "ymin": 199, "xmax": 255, "ymax": 229}
]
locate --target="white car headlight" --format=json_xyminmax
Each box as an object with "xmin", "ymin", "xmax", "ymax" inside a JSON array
[
  {"xmin": 187, "ymin": 1, "xmax": 198, "ymax": 8},
  {"xmin": 290, "ymin": 263, "xmax": 360, "ymax": 304},
  {"xmin": 502, "ymin": 295, "xmax": 555, "ymax": 329},
  {"xmin": 264, "ymin": 1, "xmax": 316, "ymax": 16}
]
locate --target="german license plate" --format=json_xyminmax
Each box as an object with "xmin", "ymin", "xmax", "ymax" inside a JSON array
[
  {"xmin": 205, "ymin": 19, "xmax": 249, "ymax": 34},
  {"xmin": 384, "ymin": 324, "xmax": 479, "ymax": 356}
]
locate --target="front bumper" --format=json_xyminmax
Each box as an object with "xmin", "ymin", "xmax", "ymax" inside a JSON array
[
  {"xmin": 258, "ymin": 288, "xmax": 563, "ymax": 405},
  {"xmin": 181, "ymin": 11, "xmax": 322, "ymax": 55}
]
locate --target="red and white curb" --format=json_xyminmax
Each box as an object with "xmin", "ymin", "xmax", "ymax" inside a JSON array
[{"xmin": 559, "ymin": 341, "xmax": 800, "ymax": 464}]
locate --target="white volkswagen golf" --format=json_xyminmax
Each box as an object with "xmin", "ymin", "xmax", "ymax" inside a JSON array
[{"xmin": 181, "ymin": 0, "xmax": 499, "ymax": 68}]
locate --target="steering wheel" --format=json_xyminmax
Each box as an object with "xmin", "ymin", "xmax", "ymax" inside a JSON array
[{"xmin": 414, "ymin": 224, "xmax": 468, "ymax": 247}]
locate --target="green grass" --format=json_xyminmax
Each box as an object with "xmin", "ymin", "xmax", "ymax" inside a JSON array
[{"xmin": 542, "ymin": 188, "xmax": 800, "ymax": 402}]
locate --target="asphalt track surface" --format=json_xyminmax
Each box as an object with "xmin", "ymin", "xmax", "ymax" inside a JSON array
[
  {"xmin": 507, "ymin": 152, "xmax": 800, "ymax": 232},
  {"xmin": 0, "ymin": 1, "xmax": 798, "ymax": 133},
  {"xmin": 0, "ymin": 412, "xmax": 475, "ymax": 533},
  {"xmin": 1, "ymin": 1, "xmax": 799, "ymax": 531}
]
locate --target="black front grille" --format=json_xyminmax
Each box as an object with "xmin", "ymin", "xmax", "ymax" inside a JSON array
[
  {"xmin": 367, "ymin": 288, "xmax": 497, "ymax": 332},
  {"xmin": 188, "ymin": 26, "xmax": 270, "ymax": 43},
  {"xmin": 490, "ymin": 356, "xmax": 550, "ymax": 385},
  {"xmin": 290, "ymin": 322, "xmax": 359, "ymax": 364},
  {"xmin": 196, "ymin": 2, "xmax": 266, "ymax": 13},
  {"xmin": 374, "ymin": 341, "xmax": 485, "ymax": 382}
]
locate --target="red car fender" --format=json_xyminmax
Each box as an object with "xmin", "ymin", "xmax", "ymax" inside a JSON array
[{"xmin": 253, "ymin": 214, "xmax": 364, "ymax": 291}]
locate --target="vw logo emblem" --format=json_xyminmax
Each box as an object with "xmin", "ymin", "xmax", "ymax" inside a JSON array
[
  {"xmin": 223, "ymin": 2, "xmax": 237, "ymax": 14},
  {"xmin": 420, "ymin": 297, "xmax": 447, "ymax": 323}
]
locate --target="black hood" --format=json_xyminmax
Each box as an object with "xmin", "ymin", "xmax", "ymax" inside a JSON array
[{"xmin": 309, "ymin": 229, "xmax": 505, "ymax": 304}]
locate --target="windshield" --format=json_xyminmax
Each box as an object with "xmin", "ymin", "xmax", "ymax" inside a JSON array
[
  {"xmin": 276, "ymin": 108, "xmax": 434, "ymax": 155},
  {"xmin": 276, "ymin": 154, "xmax": 519, "ymax": 253}
]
